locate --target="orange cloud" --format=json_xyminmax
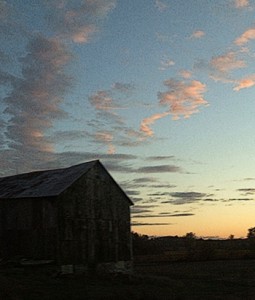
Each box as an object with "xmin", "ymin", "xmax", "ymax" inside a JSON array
[
  {"xmin": 235, "ymin": 28, "xmax": 255, "ymax": 45},
  {"xmin": 233, "ymin": 74, "xmax": 255, "ymax": 91},
  {"xmin": 159, "ymin": 79, "xmax": 208, "ymax": 120},
  {"xmin": 235, "ymin": 0, "xmax": 249, "ymax": 8},
  {"xmin": 71, "ymin": 25, "xmax": 96, "ymax": 43},
  {"xmin": 140, "ymin": 112, "xmax": 170, "ymax": 136}
]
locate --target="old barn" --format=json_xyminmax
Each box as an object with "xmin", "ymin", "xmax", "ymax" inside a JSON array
[{"xmin": 0, "ymin": 160, "xmax": 133, "ymax": 273}]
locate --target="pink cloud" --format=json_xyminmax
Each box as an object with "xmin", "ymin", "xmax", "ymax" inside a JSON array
[
  {"xmin": 140, "ymin": 112, "xmax": 170, "ymax": 137},
  {"xmin": 234, "ymin": 74, "xmax": 255, "ymax": 91},
  {"xmin": 210, "ymin": 51, "xmax": 246, "ymax": 73},
  {"xmin": 140, "ymin": 79, "xmax": 208, "ymax": 137},
  {"xmin": 159, "ymin": 79, "xmax": 208, "ymax": 120},
  {"xmin": 235, "ymin": 28, "xmax": 255, "ymax": 45}
]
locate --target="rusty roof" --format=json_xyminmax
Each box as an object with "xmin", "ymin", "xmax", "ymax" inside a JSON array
[{"xmin": 0, "ymin": 160, "xmax": 98, "ymax": 199}]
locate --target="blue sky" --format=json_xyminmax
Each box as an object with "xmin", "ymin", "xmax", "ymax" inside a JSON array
[{"xmin": 2, "ymin": 0, "xmax": 255, "ymax": 238}]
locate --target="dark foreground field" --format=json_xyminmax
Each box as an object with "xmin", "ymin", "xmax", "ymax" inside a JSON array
[{"xmin": 1, "ymin": 260, "xmax": 255, "ymax": 299}]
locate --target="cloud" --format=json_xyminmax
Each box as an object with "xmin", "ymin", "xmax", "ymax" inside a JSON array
[
  {"xmin": 233, "ymin": 74, "xmax": 255, "ymax": 91},
  {"xmin": 163, "ymin": 191, "xmax": 209, "ymax": 205},
  {"xmin": 136, "ymin": 164, "xmax": 183, "ymax": 173},
  {"xmin": 132, "ymin": 222, "xmax": 172, "ymax": 226},
  {"xmin": 145, "ymin": 155, "xmax": 176, "ymax": 161},
  {"xmin": 45, "ymin": 0, "xmax": 116, "ymax": 43},
  {"xmin": 235, "ymin": 27, "xmax": 255, "ymax": 46},
  {"xmin": 140, "ymin": 112, "xmax": 170, "ymax": 136},
  {"xmin": 234, "ymin": 0, "xmax": 249, "ymax": 8},
  {"xmin": 89, "ymin": 90, "xmax": 116, "ymax": 111},
  {"xmin": 210, "ymin": 51, "xmax": 246, "ymax": 74},
  {"xmin": 159, "ymin": 58, "xmax": 175, "ymax": 70},
  {"xmin": 2, "ymin": 35, "xmax": 71, "ymax": 172},
  {"xmin": 88, "ymin": 85, "xmax": 146, "ymax": 151},
  {"xmin": 190, "ymin": 30, "xmax": 205, "ymax": 39},
  {"xmin": 179, "ymin": 70, "xmax": 192, "ymax": 79},
  {"xmin": 158, "ymin": 79, "xmax": 208, "ymax": 120},
  {"xmin": 111, "ymin": 82, "xmax": 135, "ymax": 94},
  {"xmin": 133, "ymin": 213, "xmax": 194, "ymax": 218},
  {"xmin": 226, "ymin": 198, "xmax": 253, "ymax": 201},
  {"xmin": 237, "ymin": 188, "xmax": 255, "ymax": 195},
  {"xmin": 133, "ymin": 177, "xmax": 157, "ymax": 184},
  {"xmin": 154, "ymin": 0, "xmax": 168, "ymax": 12},
  {"xmin": 0, "ymin": 1, "xmax": 117, "ymax": 175}
]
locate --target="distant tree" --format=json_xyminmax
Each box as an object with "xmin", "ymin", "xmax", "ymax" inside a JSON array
[
  {"xmin": 228, "ymin": 234, "xmax": 234, "ymax": 240},
  {"xmin": 247, "ymin": 227, "xmax": 255, "ymax": 239},
  {"xmin": 184, "ymin": 232, "xmax": 197, "ymax": 239}
]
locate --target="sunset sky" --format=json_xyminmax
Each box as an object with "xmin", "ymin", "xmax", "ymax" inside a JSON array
[{"xmin": 1, "ymin": 0, "xmax": 255, "ymax": 238}]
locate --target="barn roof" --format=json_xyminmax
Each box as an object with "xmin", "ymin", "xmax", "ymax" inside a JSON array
[
  {"xmin": 0, "ymin": 160, "xmax": 98, "ymax": 199},
  {"xmin": 0, "ymin": 160, "xmax": 119, "ymax": 200}
]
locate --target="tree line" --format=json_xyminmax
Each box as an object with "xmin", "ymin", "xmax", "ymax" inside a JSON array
[{"xmin": 132, "ymin": 227, "xmax": 255, "ymax": 261}]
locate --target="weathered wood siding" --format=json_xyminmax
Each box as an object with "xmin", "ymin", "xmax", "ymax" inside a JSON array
[
  {"xmin": 58, "ymin": 162, "xmax": 132, "ymax": 266},
  {"xmin": 0, "ymin": 198, "xmax": 58, "ymax": 259}
]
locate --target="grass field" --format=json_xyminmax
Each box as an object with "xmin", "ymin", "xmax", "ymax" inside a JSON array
[{"xmin": 1, "ymin": 260, "xmax": 255, "ymax": 299}]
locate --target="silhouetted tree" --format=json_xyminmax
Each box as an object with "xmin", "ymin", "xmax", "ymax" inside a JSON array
[
  {"xmin": 184, "ymin": 232, "xmax": 197, "ymax": 239},
  {"xmin": 247, "ymin": 227, "xmax": 255, "ymax": 239},
  {"xmin": 228, "ymin": 234, "xmax": 234, "ymax": 240}
]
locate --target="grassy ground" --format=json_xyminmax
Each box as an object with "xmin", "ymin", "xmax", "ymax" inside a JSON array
[{"xmin": 1, "ymin": 260, "xmax": 255, "ymax": 299}]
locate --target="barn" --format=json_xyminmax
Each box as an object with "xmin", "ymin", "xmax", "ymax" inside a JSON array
[{"xmin": 0, "ymin": 160, "xmax": 133, "ymax": 273}]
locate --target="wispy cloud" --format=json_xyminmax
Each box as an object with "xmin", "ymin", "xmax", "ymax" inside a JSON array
[
  {"xmin": 179, "ymin": 70, "xmax": 192, "ymax": 79},
  {"xmin": 235, "ymin": 27, "xmax": 255, "ymax": 46},
  {"xmin": 233, "ymin": 74, "xmax": 255, "ymax": 91},
  {"xmin": 45, "ymin": 0, "xmax": 116, "ymax": 43},
  {"xmin": 136, "ymin": 164, "xmax": 183, "ymax": 173},
  {"xmin": 163, "ymin": 191, "xmax": 210, "ymax": 205},
  {"xmin": 159, "ymin": 57, "xmax": 175, "ymax": 70},
  {"xmin": 140, "ymin": 112, "xmax": 170, "ymax": 136},
  {"xmin": 88, "ymin": 82, "xmax": 147, "ymax": 152},
  {"xmin": 145, "ymin": 155, "xmax": 176, "ymax": 161},
  {"xmin": 89, "ymin": 90, "xmax": 116, "ymax": 111},
  {"xmin": 210, "ymin": 51, "xmax": 246, "ymax": 74},
  {"xmin": 234, "ymin": 0, "xmax": 249, "ymax": 8},
  {"xmin": 190, "ymin": 30, "xmax": 205, "ymax": 39},
  {"xmin": 132, "ymin": 222, "xmax": 172, "ymax": 226},
  {"xmin": 111, "ymin": 82, "xmax": 135, "ymax": 94},
  {"xmin": 237, "ymin": 188, "xmax": 255, "ymax": 195},
  {"xmin": 133, "ymin": 213, "xmax": 194, "ymax": 218},
  {"xmin": 3, "ymin": 36, "xmax": 71, "ymax": 172},
  {"xmin": 154, "ymin": 0, "xmax": 168, "ymax": 12}
]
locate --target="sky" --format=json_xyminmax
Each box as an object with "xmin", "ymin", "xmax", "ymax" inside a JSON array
[{"xmin": 1, "ymin": 0, "xmax": 255, "ymax": 239}]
